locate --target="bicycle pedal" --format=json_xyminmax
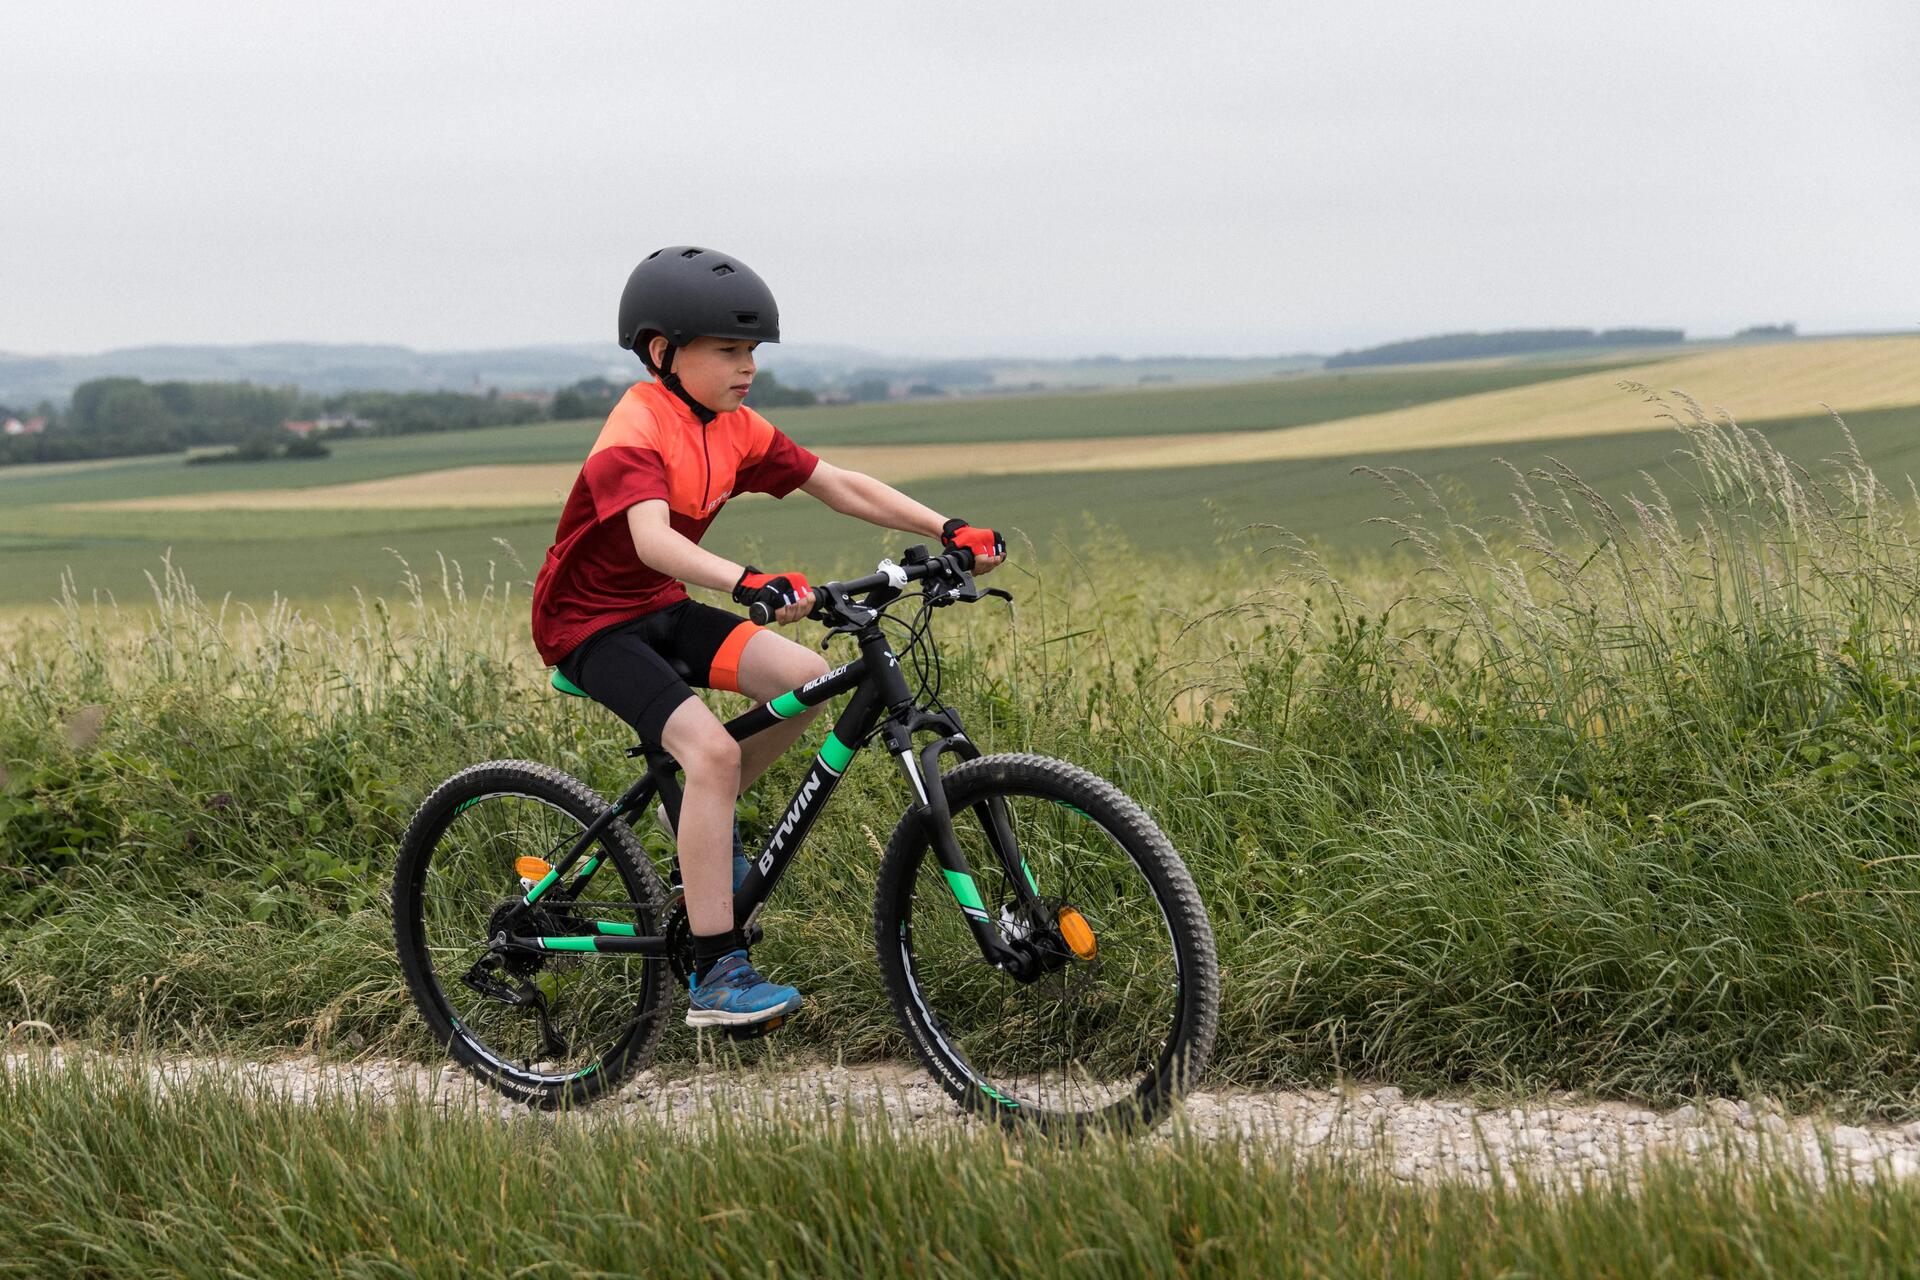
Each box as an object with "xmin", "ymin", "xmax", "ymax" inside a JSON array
[{"xmin": 722, "ymin": 1014, "xmax": 788, "ymax": 1042}]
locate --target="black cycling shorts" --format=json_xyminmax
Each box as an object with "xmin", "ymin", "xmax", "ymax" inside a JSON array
[{"xmin": 555, "ymin": 600, "xmax": 762, "ymax": 744}]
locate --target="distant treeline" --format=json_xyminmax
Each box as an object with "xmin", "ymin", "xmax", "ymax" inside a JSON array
[
  {"xmin": 0, "ymin": 370, "xmax": 816, "ymax": 467},
  {"xmin": 1326, "ymin": 328, "xmax": 1686, "ymax": 369}
]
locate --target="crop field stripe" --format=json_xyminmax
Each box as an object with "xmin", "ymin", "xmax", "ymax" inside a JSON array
[
  {"xmin": 35, "ymin": 337, "xmax": 1920, "ymax": 517},
  {"xmin": 0, "ymin": 354, "xmax": 1653, "ymax": 507},
  {"xmin": 8, "ymin": 403, "xmax": 1920, "ymax": 609}
]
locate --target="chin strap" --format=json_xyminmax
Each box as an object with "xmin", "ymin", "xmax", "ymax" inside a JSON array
[{"xmin": 655, "ymin": 343, "xmax": 718, "ymax": 424}]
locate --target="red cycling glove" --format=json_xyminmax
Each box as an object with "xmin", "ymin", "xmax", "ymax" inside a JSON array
[
  {"xmin": 940, "ymin": 518, "xmax": 1005, "ymax": 561},
  {"xmin": 732, "ymin": 567, "xmax": 812, "ymax": 612}
]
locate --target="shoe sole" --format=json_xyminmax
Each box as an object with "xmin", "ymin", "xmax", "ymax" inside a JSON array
[{"xmin": 684, "ymin": 994, "xmax": 803, "ymax": 1028}]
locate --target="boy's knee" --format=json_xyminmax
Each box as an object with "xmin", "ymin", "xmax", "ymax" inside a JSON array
[
  {"xmin": 796, "ymin": 651, "xmax": 830, "ymax": 684},
  {"xmin": 664, "ymin": 710, "xmax": 741, "ymax": 782},
  {"xmin": 684, "ymin": 731, "xmax": 742, "ymax": 782}
]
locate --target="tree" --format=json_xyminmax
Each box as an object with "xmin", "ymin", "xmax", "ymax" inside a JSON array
[{"xmin": 69, "ymin": 378, "xmax": 170, "ymax": 437}]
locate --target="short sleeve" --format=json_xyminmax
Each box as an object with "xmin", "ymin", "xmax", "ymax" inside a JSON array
[
  {"xmin": 738, "ymin": 426, "xmax": 819, "ymax": 498},
  {"xmin": 580, "ymin": 445, "xmax": 670, "ymax": 522}
]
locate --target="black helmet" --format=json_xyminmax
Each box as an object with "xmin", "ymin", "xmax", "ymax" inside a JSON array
[{"xmin": 618, "ymin": 246, "xmax": 781, "ymax": 356}]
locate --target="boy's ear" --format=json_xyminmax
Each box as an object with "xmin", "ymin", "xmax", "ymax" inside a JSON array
[{"xmin": 645, "ymin": 333, "xmax": 671, "ymax": 375}]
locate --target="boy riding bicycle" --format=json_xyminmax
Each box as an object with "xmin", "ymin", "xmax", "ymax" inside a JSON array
[{"xmin": 531, "ymin": 246, "xmax": 1005, "ymax": 1030}]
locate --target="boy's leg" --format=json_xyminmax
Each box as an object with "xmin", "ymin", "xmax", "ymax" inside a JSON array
[
  {"xmin": 658, "ymin": 695, "xmax": 803, "ymax": 1025},
  {"xmin": 655, "ymin": 698, "xmax": 742, "ymax": 938},
  {"xmin": 732, "ymin": 629, "xmax": 830, "ymax": 791}
]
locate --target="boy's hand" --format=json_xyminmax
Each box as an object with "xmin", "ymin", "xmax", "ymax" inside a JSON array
[
  {"xmin": 733, "ymin": 568, "xmax": 815, "ymax": 624},
  {"xmin": 940, "ymin": 519, "xmax": 1006, "ymax": 574}
]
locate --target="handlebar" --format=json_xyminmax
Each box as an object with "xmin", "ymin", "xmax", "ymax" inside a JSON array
[{"xmin": 746, "ymin": 546, "xmax": 980, "ymax": 627}]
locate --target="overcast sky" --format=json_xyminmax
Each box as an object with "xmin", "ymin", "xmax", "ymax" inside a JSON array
[{"xmin": 4, "ymin": 0, "xmax": 1916, "ymax": 358}]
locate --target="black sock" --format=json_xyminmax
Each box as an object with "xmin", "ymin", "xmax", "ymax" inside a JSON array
[{"xmin": 692, "ymin": 929, "xmax": 744, "ymax": 982}]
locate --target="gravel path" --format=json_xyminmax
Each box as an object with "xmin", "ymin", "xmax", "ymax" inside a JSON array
[{"xmin": 10, "ymin": 1048, "xmax": 1919, "ymax": 1186}]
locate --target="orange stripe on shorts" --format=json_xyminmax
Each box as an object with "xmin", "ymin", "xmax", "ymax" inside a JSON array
[{"xmin": 707, "ymin": 620, "xmax": 761, "ymax": 693}]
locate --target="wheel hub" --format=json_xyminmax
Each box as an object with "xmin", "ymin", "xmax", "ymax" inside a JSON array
[{"xmin": 486, "ymin": 899, "xmax": 565, "ymax": 977}]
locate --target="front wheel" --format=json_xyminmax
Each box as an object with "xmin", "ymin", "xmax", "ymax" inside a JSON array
[{"xmin": 874, "ymin": 753, "xmax": 1218, "ymax": 1132}]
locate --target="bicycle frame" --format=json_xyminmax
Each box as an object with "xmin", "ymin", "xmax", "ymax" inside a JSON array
[{"xmin": 498, "ymin": 619, "xmax": 1042, "ymax": 973}]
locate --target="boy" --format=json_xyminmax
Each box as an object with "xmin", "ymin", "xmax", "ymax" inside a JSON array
[{"xmin": 531, "ymin": 246, "xmax": 1006, "ymax": 1030}]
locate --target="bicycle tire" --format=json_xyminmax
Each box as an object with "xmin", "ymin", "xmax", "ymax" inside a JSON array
[
  {"xmin": 392, "ymin": 759, "xmax": 671, "ymax": 1109},
  {"xmin": 874, "ymin": 752, "xmax": 1218, "ymax": 1133}
]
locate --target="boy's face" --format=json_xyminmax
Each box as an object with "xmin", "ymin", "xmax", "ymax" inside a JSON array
[{"xmin": 653, "ymin": 335, "xmax": 758, "ymax": 413}]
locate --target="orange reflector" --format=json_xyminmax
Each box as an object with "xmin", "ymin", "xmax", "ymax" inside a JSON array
[
  {"xmin": 515, "ymin": 856, "xmax": 553, "ymax": 881},
  {"xmin": 1057, "ymin": 908, "xmax": 1097, "ymax": 960}
]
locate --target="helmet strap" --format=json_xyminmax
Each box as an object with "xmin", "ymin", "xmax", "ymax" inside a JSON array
[{"xmin": 654, "ymin": 342, "xmax": 718, "ymax": 424}]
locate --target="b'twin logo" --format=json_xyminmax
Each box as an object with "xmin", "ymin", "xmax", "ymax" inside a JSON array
[
  {"xmin": 759, "ymin": 769, "xmax": 823, "ymax": 872},
  {"xmin": 698, "ymin": 488, "xmax": 734, "ymax": 518}
]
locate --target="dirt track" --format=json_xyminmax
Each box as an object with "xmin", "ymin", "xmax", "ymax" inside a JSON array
[{"xmin": 10, "ymin": 1049, "xmax": 1919, "ymax": 1186}]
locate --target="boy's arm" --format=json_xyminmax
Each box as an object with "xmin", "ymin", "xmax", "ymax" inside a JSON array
[
  {"xmin": 626, "ymin": 500, "xmax": 747, "ymax": 590},
  {"xmin": 799, "ymin": 461, "xmax": 1005, "ymax": 572},
  {"xmin": 625, "ymin": 500, "xmax": 814, "ymax": 622},
  {"xmin": 799, "ymin": 461, "xmax": 945, "ymax": 537}
]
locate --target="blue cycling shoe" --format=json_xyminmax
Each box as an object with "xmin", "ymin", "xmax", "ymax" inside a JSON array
[{"xmin": 686, "ymin": 951, "xmax": 803, "ymax": 1028}]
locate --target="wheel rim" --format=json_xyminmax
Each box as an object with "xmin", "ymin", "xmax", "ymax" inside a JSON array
[
  {"xmin": 897, "ymin": 790, "xmax": 1186, "ymax": 1120},
  {"xmin": 412, "ymin": 791, "xmax": 657, "ymax": 1086}
]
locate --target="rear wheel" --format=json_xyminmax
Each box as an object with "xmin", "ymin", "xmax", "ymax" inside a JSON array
[
  {"xmin": 392, "ymin": 760, "xmax": 671, "ymax": 1108},
  {"xmin": 874, "ymin": 753, "xmax": 1218, "ymax": 1132}
]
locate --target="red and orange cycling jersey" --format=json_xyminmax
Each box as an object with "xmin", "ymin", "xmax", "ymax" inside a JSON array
[{"xmin": 531, "ymin": 380, "xmax": 818, "ymax": 665}]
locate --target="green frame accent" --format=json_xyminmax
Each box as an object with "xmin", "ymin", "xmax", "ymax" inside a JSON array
[
  {"xmin": 818, "ymin": 731, "xmax": 857, "ymax": 775},
  {"xmin": 539, "ymin": 936, "xmax": 599, "ymax": 953},
  {"xmin": 942, "ymin": 869, "xmax": 987, "ymax": 915},
  {"xmin": 769, "ymin": 690, "xmax": 807, "ymax": 719},
  {"xmin": 523, "ymin": 867, "xmax": 561, "ymax": 904}
]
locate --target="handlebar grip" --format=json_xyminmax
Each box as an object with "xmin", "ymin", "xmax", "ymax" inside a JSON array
[{"xmin": 749, "ymin": 601, "xmax": 775, "ymax": 626}]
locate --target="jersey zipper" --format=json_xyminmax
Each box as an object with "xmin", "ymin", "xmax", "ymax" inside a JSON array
[{"xmin": 700, "ymin": 422, "xmax": 712, "ymax": 514}]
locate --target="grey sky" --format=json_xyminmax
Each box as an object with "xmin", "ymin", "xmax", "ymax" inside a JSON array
[{"xmin": 4, "ymin": 0, "xmax": 1916, "ymax": 358}]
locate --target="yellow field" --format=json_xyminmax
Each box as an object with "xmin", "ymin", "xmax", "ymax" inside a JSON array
[
  {"xmin": 66, "ymin": 439, "xmax": 1166, "ymax": 511},
  {"xmin": 1050, "ymin": 334, "xmax": 1920, "ymax": 473},
  {"xmin": 64, "ymin": 335, "xmax": 1920, "ymax": 513}
]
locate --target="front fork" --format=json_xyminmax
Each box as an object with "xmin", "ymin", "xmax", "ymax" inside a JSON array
[{"xmin": 883, "ymin": 713, "xmax": 1054, "ymax": 980}]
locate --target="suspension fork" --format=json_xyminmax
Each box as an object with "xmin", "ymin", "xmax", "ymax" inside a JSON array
[{"xmin": 884, "ymin": 713, "xmax": 1040, "ymax": 973}]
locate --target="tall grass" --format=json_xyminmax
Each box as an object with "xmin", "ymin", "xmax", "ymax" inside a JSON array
[
  {"xmin": 0, "ymin": 1058, "xmax": 1915, "ymax": 1278},
  {"xmin": 6, "ymin": 403, "xmax": 1920, "ymax": 1110}
]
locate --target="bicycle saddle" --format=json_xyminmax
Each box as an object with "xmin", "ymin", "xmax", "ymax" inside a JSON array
[{"xmin": 549, "ymin": 656, "xmax": 696, "ymax": 698}]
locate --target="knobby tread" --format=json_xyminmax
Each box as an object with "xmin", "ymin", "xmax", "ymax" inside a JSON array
[
  {"xmin": 873, "ymin": 752, "xmax": 1219, "ymax": 1133},
  {"xmin": 392, "ymin": 759, "xmax": 671, "ymax": 1110}
]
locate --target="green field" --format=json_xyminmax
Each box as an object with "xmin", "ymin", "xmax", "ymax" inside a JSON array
[
  {"xmin": 4, "ymin": 402, "xmax": 1918, "ymax": 611},
  {"xmin": 0, "ymin": 358, "xmax": 1639, "ymax": 508},
  {"xmin": 772, "ymin": 356, "xmax": 1648, "ymax": 446}
]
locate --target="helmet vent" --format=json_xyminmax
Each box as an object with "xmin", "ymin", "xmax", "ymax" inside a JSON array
[
  {"xmin": 646, "ymin": 249, "xmax": 662, "ymax": 260},
  {"xmin": 711, "ymin": 263, "xmax": 735, "ymax": 276},
  {"xmin": 680, "ymin": 248, "xmax": 704, "ymax": 258},
  {"xmin": 734, "ymin": 312, "xmax": 759, "ymax": 326}
]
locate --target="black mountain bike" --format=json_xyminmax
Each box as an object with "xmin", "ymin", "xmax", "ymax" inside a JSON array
[{"xmin": 392, "ymin": 544, "xmax": 1219, "ymax": 1131}]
